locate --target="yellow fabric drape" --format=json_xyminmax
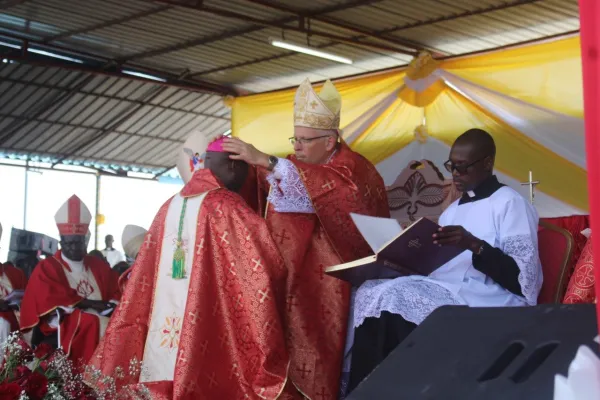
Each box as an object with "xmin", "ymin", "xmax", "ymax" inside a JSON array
[
  {"xmin": 230, "ymin": 34, "xmax": 587, "ymax": 211},
  {"xmin": 442, "ymin": 36, "xmax": 582, "ymax": 118},
  {"xmin": 426, "ymin": 90, "xmax": 588, "ymax": 210},
  {"xmin": 351, "ymin": 99, "xmax": 423, "ymax": 164},
  {"xmin": 231, "ymin": 70, "xmax": 406, "ymax": 156}
]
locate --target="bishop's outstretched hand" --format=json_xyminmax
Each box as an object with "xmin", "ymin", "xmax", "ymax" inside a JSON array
[{"xmin": 222, "ymin": 137, "xmax": 270, "ymax": 169}]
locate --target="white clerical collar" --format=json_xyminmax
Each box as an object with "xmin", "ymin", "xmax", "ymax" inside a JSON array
[
  {"xmin": 467, "ymin": 190, "xmax": 476, "ymax": 198},
  {"xmin": 62, "ymin": 254, "xmax": 85, "ymax": 272}
]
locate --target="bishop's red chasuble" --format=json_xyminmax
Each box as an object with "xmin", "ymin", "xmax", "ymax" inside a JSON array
[
  {"xmin": 0, "ymin": 263, "xmax": 27, "ymax": 331},
  {"xmin": 262, "ymin": 143, "xmax": 390, "ymax": 399},
  {"xmin": 91, "ymin": 170, "xmax": 290, "ymax": 400},
  {"xmin": 20, "ymin": 252, "xmax": 120, "ymax": 363}
]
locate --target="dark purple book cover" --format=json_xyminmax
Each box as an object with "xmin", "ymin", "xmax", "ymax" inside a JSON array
[{"xmin": 326, "ymin": 218, "xmax": 463, "ymax": 286}]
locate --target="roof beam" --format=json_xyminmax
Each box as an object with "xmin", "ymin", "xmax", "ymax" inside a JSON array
[
  {"xmin": 50, "ymin": 71, "xmax": 192, "ymax": 167},
  {"xmin": 240, "ymin": 0, "xmax": 428, "ymax": 53},
  {"xmin": 152, "ymin": 1, "xmax": 417, "ymax": 55},
  {"xmin": 42, "ymin": 5, "xmax": 172, "ymax": 43},
  {"xmin": 378, "ymin": 0, "xmax": 545, "ymax": 35},
  {"xmin": 189, "ymin": 0, "xmax": 545, "ymax": 77},
  {"xmin": 0, "ymin": 0, "xmax": 29, "ymax": 9},
  {"xmin": 127, "ymin": 0, "xmax": 410, "ymax": 61},
  {"xmin": 0, "ymin": 70, "xmax": 97, "ymax": 146},
  {"xmin": 0, "ymin": 114, "xmax": 185, "ymax": 144},
  {"xmin": 0, "ymin": 76, "xmax": 230, "ymax": 120},
  {"xmin": 0, "ymin": 148, "xmax": 168, "ymax": 170},
  {"xmin": 0, "ymin": 32, "xmax": 236, "ymax": 95}
]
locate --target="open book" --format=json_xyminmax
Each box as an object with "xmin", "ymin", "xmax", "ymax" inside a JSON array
[{"xmin": 325, "ymin": 214, "xmax": 463, "ymax": 286}]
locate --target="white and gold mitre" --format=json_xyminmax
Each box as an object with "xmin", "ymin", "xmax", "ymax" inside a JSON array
[{"xmin": 294, "ymin": 78, "xmax": 341, "ymax": 130}]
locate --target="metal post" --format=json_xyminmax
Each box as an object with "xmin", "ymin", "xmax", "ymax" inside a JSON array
[
  {"xmin": 23, "ymin": 161, "xmax": 28, "ymax": 229},
  {"xmin": 95, "ymin": 173, "xmax": 101, "ymax": 250}
]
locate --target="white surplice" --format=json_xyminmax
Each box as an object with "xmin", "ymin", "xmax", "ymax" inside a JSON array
[
  {"xmin": 140, "ymin": 192, "xmax": 207, "ymax": 383},
  {"xmin": 353, "ymin": 185, "xmax": 543, "ymax": 328}
]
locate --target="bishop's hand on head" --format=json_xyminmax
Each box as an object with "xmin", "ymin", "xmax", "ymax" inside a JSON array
[
  {"xmin": 432, "ymin": 225, "xmax": 483, "ymax": 253},
  {"xmin": 223, "ymin": 137, "xmax": 270, "ymax": 169}
]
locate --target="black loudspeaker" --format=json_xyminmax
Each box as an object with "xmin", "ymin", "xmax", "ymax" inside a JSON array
[{"xmin": 348, "ymin": 304, "xmax": 599, "ymax": 400}]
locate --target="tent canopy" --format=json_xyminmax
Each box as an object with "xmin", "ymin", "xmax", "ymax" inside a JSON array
[{"xmin": 231, "ymin": 35, "xmax": 586, "ymax": 217}]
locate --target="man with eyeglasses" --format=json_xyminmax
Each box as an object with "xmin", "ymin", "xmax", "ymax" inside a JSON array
[
  {"xmin": 346, "ymin": 128, "xmax": 543, "ymax": 394},
  {"xmin": 223, "ymin": 78, "xmax": 389, "ymax": 400}
]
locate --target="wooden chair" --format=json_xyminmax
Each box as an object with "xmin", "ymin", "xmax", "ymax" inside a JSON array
[{"xmin": 537, "ymin": 220, "xmax": 574, "ymax": 303}]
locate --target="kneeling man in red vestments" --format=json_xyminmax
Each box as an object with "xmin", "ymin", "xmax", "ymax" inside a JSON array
[
  {"xmin": 20, "ymin": 195, "xmax": 120, "ymax": 364},
  {"xmin": 90, "ymin": 134, "xmax": 291, "ymax": 400}
]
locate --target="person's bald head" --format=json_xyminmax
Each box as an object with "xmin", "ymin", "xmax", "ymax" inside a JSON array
[
  {"xmin": 204, "ymin": 151, "xmax": 249, "ymax": 192},
  {"xmin": 446, "ymin": 129, "xmax": 496, "ymax": 192}
]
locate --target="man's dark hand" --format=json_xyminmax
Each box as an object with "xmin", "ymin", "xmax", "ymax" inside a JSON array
[
  {"xmin": 432, "ymin": 225, "xmax": 483, "ymax": 253},
  {"xmin": 0, "ymin": 299, "xmax": 10, "ymax": 312}
]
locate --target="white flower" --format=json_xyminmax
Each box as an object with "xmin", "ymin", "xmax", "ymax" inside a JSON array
[{"xmin": 554, "ymin": 342, "xmax": 600, "ymax": 400}]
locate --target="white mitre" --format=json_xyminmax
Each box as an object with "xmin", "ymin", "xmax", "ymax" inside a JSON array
[
  {"xmin": 554, "ymin": 339, "xmax": 600, "ymax": 400},
  {"xmin": 294, "ymin": 78, "xmax": 342, "ymax": 130},
  {"xmin": 177, "ymin": 131, "xmax": 210, "ymax": 184},
  {"xmin": 122, "ymin": 224, "xmax": 147, "ymax": 260}
]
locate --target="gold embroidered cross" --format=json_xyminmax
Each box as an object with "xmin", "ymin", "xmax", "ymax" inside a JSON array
[
  {"xmin": 252, "ymin": 258, "xmax": 263, "ymax": 272},
  {"xmin": 364, "ymin": 184, "xmax": 372, "ymax": 197},
  {"xmin": 297, "ymin": 363, "xmax": 313, "ymax": 379},
  {"xmin": 219, "ymin": 231, "xmax": 230, "ymax": 245},
  {"xmin": 144, "ymin": 234, "xmax": 156, "ymax": 248},
  {"xmin": 196, "ymin": 238, "xmax": 204, "ymax": 255},
  {"xmin": 228, "ymin": 262, "xmax": 237, "ymax": 276},
  {"xmin": 322, "ymin": 180, "xmax": 335, "ymax": 190},
  {"xmin": 230, "ymin": 363, "xmax": 240, "ymax": 379},
  {"xmin": 258, "ymin": 288, "xmax": 270, "ymax": 303},
  {"xmin": 233, "ymin": 293, "xmax": 243, "ymax": 310},
  {"xmin": 188, "ymin": 311, "xmax": 199, "ymax": 325},
  {"xmin": 139, "ymin": 276, "xmax": 151, "ymax": 293},
  {"xmin": 207, "ymin": 372, "xmax": 218, "ymax": 388},
  {"xmin": 263, "ymin": 320, "xmax": 275, "ymax": 335},
  {"xmin": 199, "ymin": 340, "xmax": 208, "ymax": 356},
  {"xmin": 258, "ymin": 388, "xmax": 267, "ymax": 399},
  {"xmin": 177, "ymin": 349, "xmax": 188, "ymax": 365}
]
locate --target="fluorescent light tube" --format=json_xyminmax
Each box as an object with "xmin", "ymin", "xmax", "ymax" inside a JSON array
[
  {"xmin": 122, "ymin": 70, "xmax": 167, "ymax": 82},
  {"xmin": 270, "ymin": 39, "xmax": 353, "ymax": 65},
  {"xmin": 28, "ymin": 48, "xmax": 83, "ymax": 63}
]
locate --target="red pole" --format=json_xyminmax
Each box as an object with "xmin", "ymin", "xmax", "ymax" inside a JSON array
[{"xmin": 579, "ymin": 0, "xmax": 600, "ymax": 329}]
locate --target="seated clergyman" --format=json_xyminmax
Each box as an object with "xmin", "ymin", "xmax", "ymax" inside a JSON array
[{"xmin": 347, "ymin": 129, "xmax": 543, "ymax": 392}]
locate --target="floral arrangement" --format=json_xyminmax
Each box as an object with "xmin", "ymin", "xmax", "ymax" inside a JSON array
[{"xmin": 0, "ymin": 333, "xmax": 150, "ymax": 400}]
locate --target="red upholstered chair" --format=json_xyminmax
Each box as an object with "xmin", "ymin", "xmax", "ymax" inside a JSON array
[
  {"xmin": 563, "ymin": 236, "xmax": 596, "ymax": 304},
  {"xmin": 537, "ymin": 220, "xmax": 574, "ymax": 304}
]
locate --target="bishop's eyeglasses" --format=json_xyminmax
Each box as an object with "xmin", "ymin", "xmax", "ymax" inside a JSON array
[{"xmin": 289, "ymin": 135, "xmax": 333, "ymax": 145}]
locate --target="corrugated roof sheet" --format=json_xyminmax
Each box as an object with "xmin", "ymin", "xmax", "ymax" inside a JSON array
[
  {"xmin": 0, "ymin": 63, "xmax": 230, "ymax": 172},
  {"xmin": 0, "ymin": 0, "xmax": 580, "ymax": 171}
]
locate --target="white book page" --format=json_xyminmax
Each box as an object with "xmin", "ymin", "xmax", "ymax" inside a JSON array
[{"xmin": 350, "ymin": 213, "xmax": 403, "ymax": 253}]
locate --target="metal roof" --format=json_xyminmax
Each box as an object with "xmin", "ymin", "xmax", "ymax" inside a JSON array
[{"xmin": 0, "ymin": 0, "xmax": 580, "ymax": 175}]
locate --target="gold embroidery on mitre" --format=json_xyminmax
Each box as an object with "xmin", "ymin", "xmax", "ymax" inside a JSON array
[{"xmin": 294, "ymin": 78, "xmax": 341, "ymax": 130}]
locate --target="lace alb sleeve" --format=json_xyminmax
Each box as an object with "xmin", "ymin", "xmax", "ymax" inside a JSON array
[{"xmin": 266, "ymin": 158, "xmax": 315, "ymax": 213}]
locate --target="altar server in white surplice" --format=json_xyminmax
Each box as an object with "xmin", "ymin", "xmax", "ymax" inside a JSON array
[{"xmin": 347, "ymin": 129, "xmax": 543, "ymax": 393}]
